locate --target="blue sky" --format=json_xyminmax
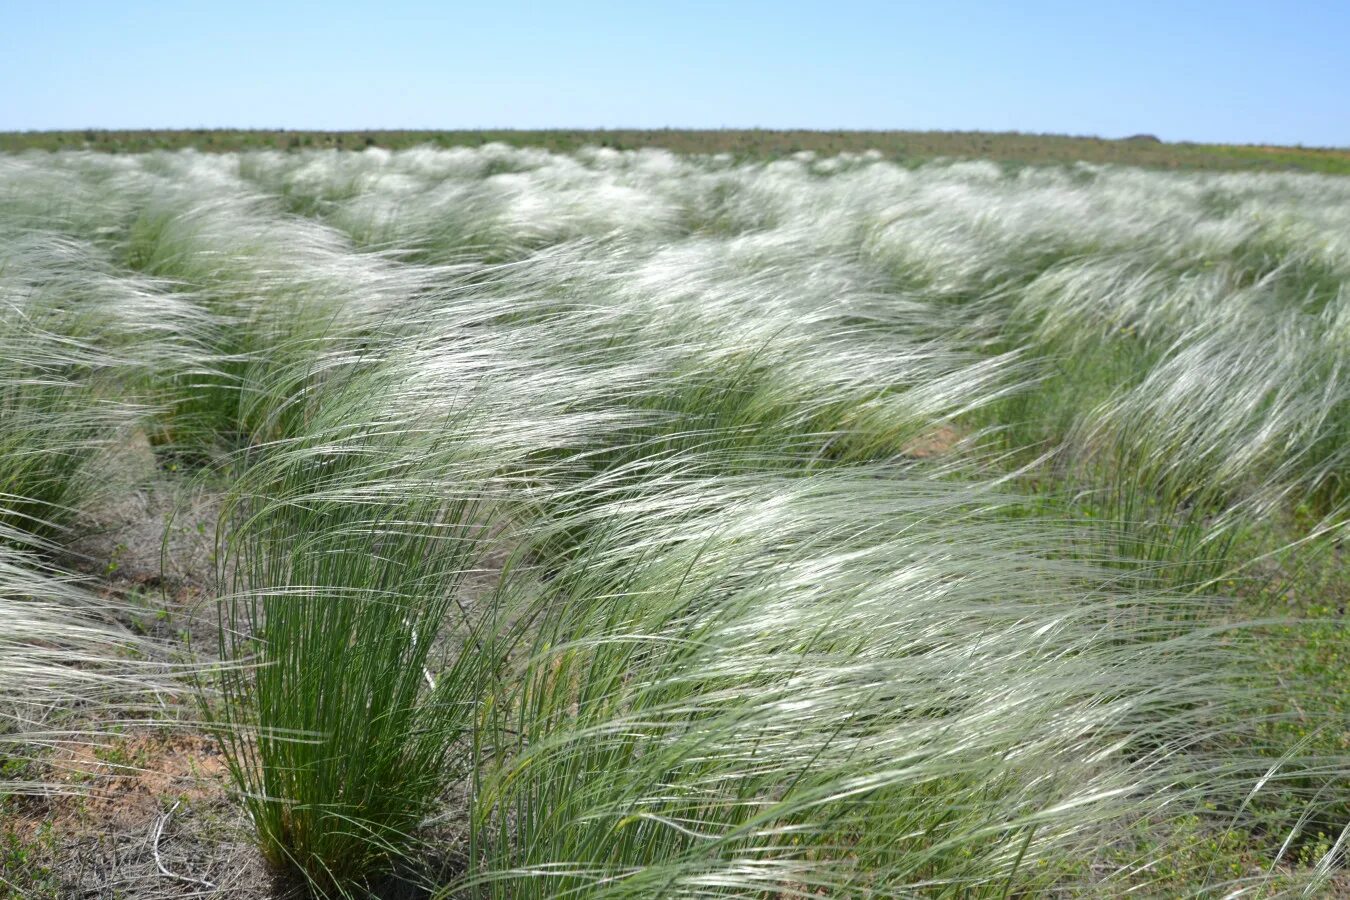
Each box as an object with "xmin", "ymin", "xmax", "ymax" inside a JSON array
[{"xmin": 4, "ymin": 1, "xmax": 1347, "ymax": 146}]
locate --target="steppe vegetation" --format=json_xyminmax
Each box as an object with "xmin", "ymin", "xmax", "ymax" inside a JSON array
[
  {"xmin": 1, "ymin": 144, "xmax": 1347, "ymax": 897},
  {"xmin": 3, "ymin": 129, "xmax": 1350, "ymax": 174}
]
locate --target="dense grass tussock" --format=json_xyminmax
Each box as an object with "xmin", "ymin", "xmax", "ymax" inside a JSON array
[{"xmin": 0, "ymin": 145, "xmax": 1347, "ymax": 896}]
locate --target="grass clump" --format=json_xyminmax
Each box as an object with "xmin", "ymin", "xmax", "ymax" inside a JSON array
[{"xmin": 459, "ymin": 471, "xmax": 1308, "ymax": 897}]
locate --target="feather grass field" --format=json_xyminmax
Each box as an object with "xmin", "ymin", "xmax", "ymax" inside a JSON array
[{"xmin": 0, "ymin": 145, "xmax": 1347, "ymax": 897}]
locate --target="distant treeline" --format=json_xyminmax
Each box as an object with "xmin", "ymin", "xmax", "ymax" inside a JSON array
[{"xmin": 3, "ymin": 128, "xmax": 1349, "ymax": 174}]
